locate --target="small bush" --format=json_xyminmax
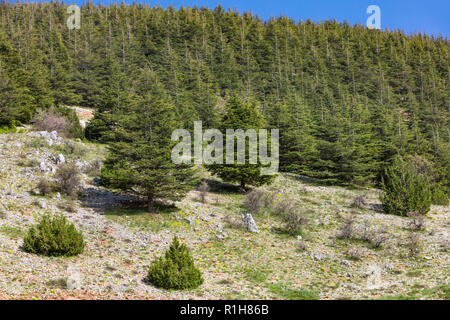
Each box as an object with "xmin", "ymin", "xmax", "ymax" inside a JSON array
[
  {"xmin": 431, "ymin": 187, "xmax": 449, "ymax": 206},
  {"xmin": 441, "ymin": 239, "xmax": 449, "ymax": 252},
  {"xmin": 0, "ymin": 124, "xmax": 17, "ymax": 134},
  {"xmin": 55, "ymin": 163, "xmax": 81, "ymax": 197},
  {"xmin": 407, "ymin": 211, "xmax": 426, "ymax": 231},
  {"xmin": 33, "ymin": 110, "xmax": 70, "ymax": 135},
  {"xmin": 381, "ymin": 156, "xmax": 432, "ymax": 216},
  {"xmin": 32, "ymin": 107, "xmax": 83, "ymax": 139},
  {"xmin": 37, "ymin": 177, "xmax": 53, "ymax": 196},
  {"xmin": 224, "ymin": 214, "xmax": 245, "ymax": 229},
  {"xmin": 242, "ymin": 189, "xmax": 266, "ymax": 214},
  {"xmin": 297, "ymin": 241, "xmax": 308, "ymax": 251},
  {"xmin": 54, "ymin": 141, "xmax": 88, "ymax": 158},
  {"xmin": 345, "ymin": 246, "xmax": 363, "ymax": 260},
  {"xmin": 272, "ymin": 197, "xmax": 296, "ymax": 216},
  {"xmin": 23, "ymin": 214, "xmax": 85, "ymax": 257},
  {"xmin": 18, "ymin": 158, "xmax": 40, "ymax": 168},
  {"xmin": 406, "ymin": 233, "xmax": 421, "ymax": 257},
  {"xmin": 337, "ymin": 215, "xmax": 355, "ymax": 240},
  {"xmin": 363, "ymin": 227, "xmax": 388, "ymax": 248},
  {"xmin": 198, "ymin": 180, "xmax": 209, "ymax": 203},
  {"xmin": 84, "ymin": 159, "xmax": 103, "ymax": 177},
  {"xmin": 282, "ymin": 210, "xmax": 307, "ymax": 236},
  {"xmin": 57, "ymin": 200, "xmax": 77, "ymax": 213},
  {"xmin": 351, "ymin": 195, "xmax": 367, "ymax": 209},
  {"xmin": 147, "ymin": 236, "xmax": 204, "ymax": 290}
]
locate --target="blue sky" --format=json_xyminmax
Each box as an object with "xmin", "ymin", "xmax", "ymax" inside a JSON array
[{"xmin": 62, "ymin": 0, "xmax": 449, "ymax": 37}]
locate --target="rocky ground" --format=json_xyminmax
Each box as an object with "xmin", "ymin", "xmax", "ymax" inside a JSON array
[{"xmin": 0, "ymin": 131, "xmax": 448, "ymax": 300}]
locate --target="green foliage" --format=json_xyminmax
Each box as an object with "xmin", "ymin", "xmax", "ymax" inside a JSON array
[
  {"xmin": 381, "ymin": 156, "xmax": 432, "ymax": 216},
  {"xmin": 147, "ymin": 236, "xmax": 204, "ymax": 290},
  {"xmin": 431, "ymin": 187, "xmax": 449, "ymax": 206},
  {"xmin": 84, "ymin": 112, "xmax": 116, "ymax": 143},
  {"xmin": 101, "ymin": 69, "xmax": 199, "ymax": 211},
  {"xmin": 37, "ymin": 177, "xmax": 54, "ymax": 196},
  {"xmin": 404, "ymin": 154, "xmax": 449, "ymax": 206},
  {"xmin": 265, "ymin": 282, "xmax": 319, "ymax": 300},
  {"xmin": 0, "ymin": 3, "xmax": 448, "ymax": 187},
  {"xmin": 207, "ymin": 95, "xmax": 275, "ymax": 189},
  {"xmin": 23, "ymin": 214, "xmax": 85, "ymax": 257},
  {"xmin": 0, "ymin": 124, "xmax": 17, "ymax": 134}
]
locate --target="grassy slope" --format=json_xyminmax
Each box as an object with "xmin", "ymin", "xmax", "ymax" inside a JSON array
[{"xmin": 0, "ymin": 132, "xmax": 448, "ymax": 300}]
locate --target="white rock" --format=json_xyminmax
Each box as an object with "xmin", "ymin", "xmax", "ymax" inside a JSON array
[
  {"xmin": 215, "ymin": 233, "xmax": 226, "ymax": 240},
  {"xmin": 75, "ymin": 160, "xmax": 89, "ymax": 170},
  {"xmin": 37, "ymin": 199, "xmax": 47, "ymax": 209},
  {"xmin": 66, "ymin": 265, "xmax": 83, "ymax": 290},
  {"xmin": 341, "ymin": 259, "xmax": 350, "ymax": 266},
  {"xmin": 55, "ymin": 154, "xmax": 66, "ymax": 165}
]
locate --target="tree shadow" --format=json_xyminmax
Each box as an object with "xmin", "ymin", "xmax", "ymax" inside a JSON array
[
  {"xmin": 79, "ymin": 187, "xmax": 140, "ymax": 211},
  {"xmin": 367, "ymin": 203, "xmax": 384, "ymax": 213},
  {"xmin": 204, "ymin": 178, "xmax": 247, "ymax": 195},
  {"xmin": 79, "ymin": 187, "xmax": 179, "ymax": 216}
]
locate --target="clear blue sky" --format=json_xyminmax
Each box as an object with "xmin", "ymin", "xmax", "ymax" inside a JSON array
[{"xmin": 61, "ymin": 0, "xmax": 449, "ymax": 37}]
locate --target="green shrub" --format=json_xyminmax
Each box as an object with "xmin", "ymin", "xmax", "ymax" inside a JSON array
[
  {"xmin": 0, "ymin": 123, "xmax": 17, "ymax": 134},
  {"xmin": 23, "ymin": 214, "xmax": 85, "ymax": 257},
  {"xmin": 431, "ymin": 187, "xmax": 449, "ymax": 206},
  {"xmin": 381, "ymin": 156, "xmax": 432, "ymax": 216},
  {"xmin": 55, "ymin": 163, "xmax": 81, "ymax": 197},
  {"xmin": 147, "ymin": 236, "xmax": 203, "ymax": 290},
  {"xmin": 406, "ymin": 154, "xmax": 449, "ymax": 206},
  {"xmin": 282, "ymin": 211, "xmax": 307, "ymax": 236},
  {"xmin": 37, "ymin": 177, "xmax": 54, "ymax": 196}
]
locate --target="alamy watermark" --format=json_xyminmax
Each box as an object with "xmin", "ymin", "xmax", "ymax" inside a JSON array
[
  {"xmin": 67, "ymin": 5, "xmax": 81, "ymax": 30},
  {"xmin": 65, "ymin": 5, "xmax": 381, "ymax": 31},
  {"xmin": 171, "ymin": 121, "xmax": 279, "ymax": 176},
  {"xmin": 366, "ymin": 5, "xmax": 381, "ymax": 30}
]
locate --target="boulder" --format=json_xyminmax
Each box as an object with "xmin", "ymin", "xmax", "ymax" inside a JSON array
[
  {"xmin": 55, "ymin": 154, "xmax": 66, "ymax": 165},
  {"xmin": 242, "ymin": 213, "xmax": 259, "ymax": 233}
]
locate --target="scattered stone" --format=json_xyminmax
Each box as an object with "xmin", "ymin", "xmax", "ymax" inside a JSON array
[
  {"xmin": 309, "ymin": 251, "xmax": 328, "ymax": 261},
  {"xmin": 341, "ymin": 259, "xmax": 351, "ymax": 266},
  {"xmin": 55, "ymin": 154, "xmax": 66, "ymax": 165},
  {"xmin": 215, "ymin": 233, "xmax": 226, "ymax": 240},
  {"xmin": 75, "ymin": 160, "xmax": 90, "ymax": 171},
  {"xmin": 36, "ymin": 199, "xmax": 47, "ymax": 209},
  {"xmin": 384, "ymin": 264, "xmax": 394, "ymax": 271},
  {"xmin": 242, "ymin": 213, "xmax": 259, "ymax": 233},
  {"xmin": 183, "ymin": 217, "xmax": 195, "ymax": 226}
]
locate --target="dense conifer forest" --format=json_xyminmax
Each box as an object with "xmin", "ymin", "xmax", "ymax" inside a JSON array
[{"xmin": 0, "ymin": 1, "xmax": 449, "ymax": 189}]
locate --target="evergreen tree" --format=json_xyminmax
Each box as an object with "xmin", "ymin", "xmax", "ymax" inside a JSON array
[
  {"xmin": 381, "ymin": 155, "xmax": 432, "ymax": 216},
  {"xmin": 101, "ymin": 68, "xmax": 199, "ymax": 211},
  {"xmin": 207, "ymin": 95, "xmax": 275, "ymax": 190}
]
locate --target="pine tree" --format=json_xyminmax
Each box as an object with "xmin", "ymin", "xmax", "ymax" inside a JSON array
[
  {"xmin": 381, "ymin": 155, "xmax": 432, "ymax": 216},
  {"xmin": 147, "ymin": 236, "xmax": 204, "ymax": 290},
  {"xmin": 101, "ymin": 68, "xmax": 199, "ymax": 211},
  {"xmin": 206, "ymin": 95, "xmax": 275, "ymax": 190}
]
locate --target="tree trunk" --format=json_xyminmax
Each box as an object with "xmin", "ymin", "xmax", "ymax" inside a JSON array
[
  {"xmin": 147, "ymin": 195, "xmax": 154, "ymax": 213},
  {"xmin": 240, "ymin": 181, "xmax": 247, "ymax": 193}
]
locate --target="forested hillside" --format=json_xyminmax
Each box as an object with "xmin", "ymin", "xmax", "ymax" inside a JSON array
[{"xmin": 0, "ymin": 2, "xmax": 449, "ymax": 187}]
